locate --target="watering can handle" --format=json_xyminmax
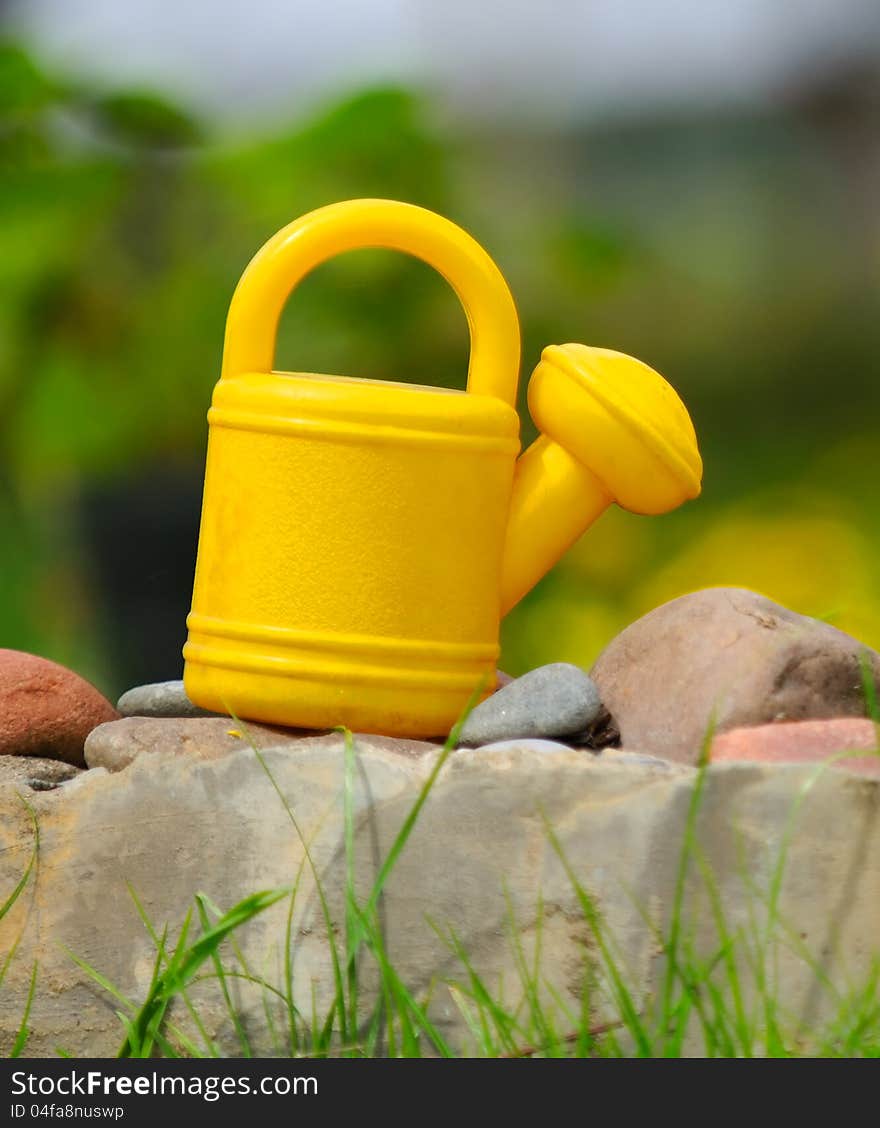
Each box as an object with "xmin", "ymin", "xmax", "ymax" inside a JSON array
[{"xmin": 221, "ymin": 199, "xmax": 521, "ymax": 408}]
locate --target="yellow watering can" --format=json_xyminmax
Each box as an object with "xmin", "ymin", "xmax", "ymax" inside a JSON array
[{"xmin": 183, "ymin": 199, "xmax": 702, "ymax": 737}]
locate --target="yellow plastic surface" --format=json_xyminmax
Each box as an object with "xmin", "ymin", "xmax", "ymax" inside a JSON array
[
  {"xmin": 501, "ymin": 344, "xmax": 703, "ymax": 612},
  {"xmin": 184, "ymin": 200, "xmax": 521, "ymax": 736},
  {"xmin": 184, "ymin": 199, "xmax": 703, "ymax": 736}
]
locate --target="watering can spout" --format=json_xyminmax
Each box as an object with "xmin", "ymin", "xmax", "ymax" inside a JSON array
[{"xmin": 500, "ymin": 344, "xmax": 703, "ymax": 615}]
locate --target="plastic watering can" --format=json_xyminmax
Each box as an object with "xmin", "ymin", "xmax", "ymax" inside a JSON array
[{"xmin": 183, "ymin": 199, "xmax": 702, "ymax": 737}]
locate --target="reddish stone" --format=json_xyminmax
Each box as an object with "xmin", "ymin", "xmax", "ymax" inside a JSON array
[
  {"xmin": 711, "ymin": 718, "xmax": 880, "ymax": 776},
  {"xmin": 592, "ymin": 587, "xmax": 880, "ymax": 765},
  {"xmin": 0, "ymin": 650, "xmax": 119, "ymax": 767}
]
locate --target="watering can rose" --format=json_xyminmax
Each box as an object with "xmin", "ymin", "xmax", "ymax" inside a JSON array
[{"xmin": 182, "ymin": 199, "xmax": 702, "ymax": 737}]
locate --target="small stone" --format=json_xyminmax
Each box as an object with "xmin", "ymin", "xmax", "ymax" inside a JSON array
[
  {"xmin": 84, "ymin": 716, "xmax": 438, "ymax": 773},
  {"xmin": 470, "ymin": 738, "xmax": 577, "ymax": 755},
  {"xmin": 712, "ymin": 719, "xmax": 880, "ymax": 776},
  {"xmin": 457, "ymin": 663, "xmax": 602, "ymax": 747},
  {"xmin": 85, "ymin": 717, "xmax": 318, "ymax": 772},
  {"xmin": 592, "ymin": 587, "xmax": 880, "ymax": 765},
  {"xmin": 0, "ymin": 650, "xmax": 119, "ymax": 767},
  {"xmin": 117, "ymin": 680, "xmax": 224, "ymax": 718}
]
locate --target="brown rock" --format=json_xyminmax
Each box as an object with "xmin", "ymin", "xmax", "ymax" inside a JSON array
[
  {"xmin": 591, "ymin": 587, "xmax": 880, "ymax": 764},
  {"xmin": 0, "ymin": 650, "xmax": 119, "ymax": 767},
  {"xmin": 84, "ymin": 716, "xmax": 439, "ymax": 773},
  {"xmin": 712, "ymin": 719, "xmax": 880, "ymax": 776}
]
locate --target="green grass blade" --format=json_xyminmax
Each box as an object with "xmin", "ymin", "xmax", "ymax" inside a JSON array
[
  {"xmin": 163, "ymin": 889, "xmax": 290, "ymax": 996},
  {"xmin": 123, "ymin": 926, "xmax": 173, "ymax": 1058},
  {"xmin": 346, "ymin": 684, "xmax": 483, "ymax": 973},
  {"xmin": 240, "ymin": 725, "xmax": 349, "ymax": 1048},
  {"xmin": 126, "ymin": 881, "xmax": 218, "ymax": 1057},
  {"xmin": 341, "ymin": 728, "xmax": 360, "ymax": 1042},
  {"xmin": 354, "ymin": 901, "xmax": 452, "ymax": 1058},
  {"xmin": 195, "ymin": 894, "xmax": 252, "ymax": 1057},
  {"xmin": 0, "ymin": 932, "xmax": 22, "ymax": 992},
  {"xmin": 860, "ymin": 650, "xmax": 879, "ymax": 724},
  {"xmin": 542, "ymin": 814, "xmax": 651, "ymax": 1055},
  {"xmin": 658, "ymin": 718, "xmax": 715, "ymax": 1054},
  {"xmin": 441, "ymin": 924, "xmax": 522, "ymax": 1055},
  {"xmin": 9, "ymin": 961, "xmax": 37, "ymax": 1057},
  {"xmin": 360, "ymin": 744, "xmax": 453, "ymax": 922},
  {"xmin": 1, "ymin": 795, "xmax": 40, "ymax": 923},
  {"xmin": 60, "ymin": 945, "xmax": 136, "ymax": 1012}
]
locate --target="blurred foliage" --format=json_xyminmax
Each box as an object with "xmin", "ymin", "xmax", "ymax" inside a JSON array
[{"xmin": 1, "ymin": 38, "xmax": 879, "ymax": 692}]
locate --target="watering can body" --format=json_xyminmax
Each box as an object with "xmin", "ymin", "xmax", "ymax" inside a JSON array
[
  {"xmin": 184, "ymin": 199, "xmax": 702, "ymax": 736},
  {"xmin": 185, "ymin": 371, "xmax": 519, "ymax": 736}
]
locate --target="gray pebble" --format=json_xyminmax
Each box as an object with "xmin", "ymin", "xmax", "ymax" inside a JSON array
[
  {"xmin": 469, "ymin": 738, "xmax": 577, "ymax": 755},
  {"xmin": 117, "ymin": 680, "xmax": 224, "ymax": 719},
  {"xmin": 457, "ymin": 663, "xmax": 602, "ymax": 747}
]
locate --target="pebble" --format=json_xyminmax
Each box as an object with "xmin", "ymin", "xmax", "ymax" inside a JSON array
[
  {"xmin": 85, "ymin": 716, "xmax": 311, "ymax": 773},
  {"xmin": 84, "ymin": 716, "xmax": 437, "ymax": 773},
  {"xmin": 0, "ymin": 649, "xmax": 118, "ymax": 767},
  {"xmin": 470, "ymin": 738, "xmax": 576, "ymax": 755},
  {"xmin": 463, "ymin": 740, "xmax": 678, "ymax": 772},
  {"xmin": 117, "ymin": 680, "xmax": 224, "ymax": 718},
  {"xmin": 457, "ymin": 663, "xmax": 603, "ymax": 747}
]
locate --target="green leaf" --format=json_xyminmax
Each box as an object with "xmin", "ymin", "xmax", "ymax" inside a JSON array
[
  {"xmin": 0, "ymin": 41, "xmax": 58, "ymax": 114},
  {"xmin": 90, "ymin": 91, "xmax": 202, "ymax": 148}
]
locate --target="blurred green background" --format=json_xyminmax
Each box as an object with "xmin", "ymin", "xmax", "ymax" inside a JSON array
[{"xmin": 1, "ymin": 9, "xmax": 879, "ymax": 699}]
